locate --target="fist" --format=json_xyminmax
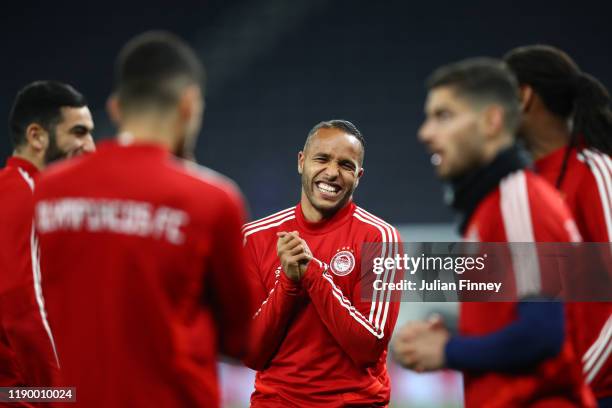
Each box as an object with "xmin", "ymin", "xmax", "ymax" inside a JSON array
[{"xmin": 392, "ymin": 316, "xmax": 449, "ymax": 372}]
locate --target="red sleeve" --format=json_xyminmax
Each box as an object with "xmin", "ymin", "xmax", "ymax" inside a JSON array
[
  {"xmin": 1, "ymin": 273, "xmax": 61, "ymax": 387},
  {"xmin": 242, "ymin": 235, "xmax": 305, "ymax": 370},
  {"xmin": 0, "ymin": 187, "xmax": 60, "ymax": 387},
  {"xmin": 524, "ymin": 174, "xmax": 579, "ymax": 243},
  {"xmin": 207, "ymin": 189, "xmax": 253, "ymax": 360},
  {"xmin": 0, "ymin": 304, "xmax": 25, "ymax": 387},
  {"xmin": 576, "ymin": 168, "xmax": 612, "ymax": 242},
  {"xmin": 300, "ymin": 233, "xmax": 401, "ymax": 368}
]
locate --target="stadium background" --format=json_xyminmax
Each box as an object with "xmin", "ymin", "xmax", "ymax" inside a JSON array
[{"xmin": 1, "ymin": 1, "xmax": 610, "ymax": 406}]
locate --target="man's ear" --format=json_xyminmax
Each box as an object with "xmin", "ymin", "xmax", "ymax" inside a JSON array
[
  {"xmin": 519, "ymin": 85, "xmax": 534, "ymax": 113},
  {"xmin": 107, "ymin": 93, "xmax": 121, "ymax": 125},
  {"xmin": 178, "ymin": 85, "xmax": 201, "ymax": 122},
  {"xmin": 354, "ymin": 167, "xmax": 364, "ymax": 188},
  {"xmin": 297, "ymin": 151, "xmax": 304, "ymax": 174},
  {"xmin": 481, "ymin": 105, "xmax": 505, "ymax": 139},
  {"xmin": 25, "ymin": 123, "xmax": 49, "ymax": 152}
]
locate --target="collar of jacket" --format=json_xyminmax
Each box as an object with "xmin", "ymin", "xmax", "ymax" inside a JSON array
[{"xmin": 447, "ymin": 145, "xmax": 531, "ymax": 235}]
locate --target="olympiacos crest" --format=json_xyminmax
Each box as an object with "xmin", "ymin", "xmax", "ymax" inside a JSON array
[{"xmin": 330, "ymin": 249, "xmax": 355, "ymax": 276}]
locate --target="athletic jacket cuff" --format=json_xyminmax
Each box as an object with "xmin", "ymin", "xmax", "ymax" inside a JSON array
[
  {"xmin": 279, "ymin": 271, "xmax": 303, "ymax": 295},
  {"xmin": 301, "ymin": 258, "xmax": 327, "ymax": 289}
]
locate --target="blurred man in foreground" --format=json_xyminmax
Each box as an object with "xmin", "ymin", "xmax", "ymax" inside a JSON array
[
  {"xmin": 393, "ymin": 58, "xmax": 595, "ymax": 407},
  {"xmin": 0, "ymin": 81, "xmax": 95, "ymax": 395},
  {"xmin": 32, "ymin": 31, "xmax": 252, "ymax": 407}
]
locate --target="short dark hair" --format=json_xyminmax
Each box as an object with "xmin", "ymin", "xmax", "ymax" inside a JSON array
[
  {"xmin": 8, "ymin": 80, "xmax": 86, "ymax": 148},
  {"xmin": 426, "ymin": 58, "xmax": 521, "ymax": 132},
  {"xmin": 305, "ymin": 119, "xmax": 365, "ymax": 163},
  {"xmin": 115, "ymin": 31, "xmax": 204, "ymax": 112}
]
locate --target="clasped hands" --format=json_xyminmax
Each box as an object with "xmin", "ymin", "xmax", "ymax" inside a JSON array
[{"xmin": 276, "ymin": 231, "xmax": 313, "ymax": 282}]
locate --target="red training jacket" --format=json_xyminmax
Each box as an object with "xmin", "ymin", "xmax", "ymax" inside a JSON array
[
  {"xmin": 535, "ymin": 146, "xmax": 612, "ymax": 399},
  {"xmin": 32, "ymin": 140, "xmax": 252, "ymax": 408},
  {"xmin": 461, "ymin": 169, "xmax": 595, "ymax": 408},
  {"xmin": 243, "ymin": 202, "xmax": 401, "ymax": 407},
  {"xmin": 0, "ymin": 157, "xmax": 60, "ymax": 406}
]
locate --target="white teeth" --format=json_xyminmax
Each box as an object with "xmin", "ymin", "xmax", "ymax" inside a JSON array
[
  {"xmin": 431, "ymin": 153, "xmax": 442, "ymax": 166},
  {"xmin": 317, "ymin": 182, "xmax": 339, "ymax": 194}
]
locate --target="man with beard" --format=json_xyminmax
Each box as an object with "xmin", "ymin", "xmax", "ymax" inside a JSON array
[
  {"xmin": 392, "ymin": 59, "xmax": 595, "ymax": 407},
  {"xmin": 32, "ymin": 31, "xmax": 252, "ymax": 407},
  {"xmin": 504, "ymin": 45, "xmax": 612, "ymax": 407},
  {"xmin": 0, "ymin": 80, "xmax": 95, "ymax": 392},
  {"xmin": 242, "ymin": 119, "xmax": 401, "ymax": 407}
]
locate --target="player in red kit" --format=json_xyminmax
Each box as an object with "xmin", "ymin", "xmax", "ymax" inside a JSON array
[
  {"xmin": 0, "ymin": 81, "xmax": 95, "ymax": 396},
  {"xmin": 32, "ymin": 32, "xmax": 252, "ymax": 407},
  {"xmin": 393, "ymin": 59, "xmax": 595, "ymax": 407},
  {"xmin": 505, "ymin": 45, "xmax": 612, "ymax": 407},
  {"xmin": 243, "ymin": 120, "xmax": 401, "ymax": 407}
]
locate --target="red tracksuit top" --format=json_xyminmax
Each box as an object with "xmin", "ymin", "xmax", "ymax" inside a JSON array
[
  {"xmin": 32, "ymin": 140, "xmax": 252, "ymax": 408},
  {"xmin": 535, "ymin": 146, "xmax": 612, "ymax": 399},
  {"xmin": 461, "ymin": 169, "xmax": 595, "ymax": 408},
  {"xmin": 243, "ymin": 202, "xmax": 401, "ymax": 407},
  {"xmin": 0, "ymin": 157, "xmax": 59, "ymax": 406}
]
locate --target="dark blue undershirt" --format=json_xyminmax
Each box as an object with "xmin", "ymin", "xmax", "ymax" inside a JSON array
[{"xmin": 445, "ymin": 300, "xmax": 564, "ymax": 372}]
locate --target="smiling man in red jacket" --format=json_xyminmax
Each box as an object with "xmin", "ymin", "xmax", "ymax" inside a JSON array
[
  {"xmin": 243, "ymin": 119, "xmax": 401, "ymax": 407},
  {"xmin": 0, "ymin": 80, "xmax": 95, "ymax": 397}
]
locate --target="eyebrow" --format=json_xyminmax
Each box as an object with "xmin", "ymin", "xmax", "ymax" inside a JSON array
[
  {"xmin": 70, "ymin": 124, "xmax": 94, "ymax": 133},
  {"xmin": 425, "ymin": 105, "xmax": 450, "ymax": 115},
  {"xmin": 313, "ymin": 154, "xmax": 358, "ymax": 168},
  {"xmin": 339, "ymin": 159, "xmax": 356, "ymax": 167}
]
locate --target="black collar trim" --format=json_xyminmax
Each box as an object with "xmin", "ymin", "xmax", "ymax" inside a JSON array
[{"xmin": 448, "ymin": 146, "xmax": 530, "ymax": 234}]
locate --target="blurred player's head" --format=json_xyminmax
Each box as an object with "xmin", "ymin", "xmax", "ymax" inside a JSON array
[
  {"xmin": 298, "ymin": 120, "xmax": 365, "ymax": 219},
  {"xmin": 419, "ymin": 58, "xmax": 520, "ymax": 180},
  {"xmin": 9, "ymin": 80, "xmax": 95, "ymax": 168},
  {"xmin": 109, "ymin": 31, "xmax": 204, "ymax": 159},
  {"xmin": 504, "ymin": 45, "xmax": 612, "ymax": 159}
]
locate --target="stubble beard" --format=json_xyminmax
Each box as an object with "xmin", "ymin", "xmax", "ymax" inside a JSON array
[{"xmin": 301, "ymin": 171, "xmax": 353, "ymax": 219}]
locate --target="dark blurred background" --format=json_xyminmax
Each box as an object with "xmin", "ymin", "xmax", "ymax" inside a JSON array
[{"xmin": 1, "ymin": 0, "xmax": 611, "ymax": 224}]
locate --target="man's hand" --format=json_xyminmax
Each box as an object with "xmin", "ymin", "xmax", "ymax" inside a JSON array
[
  {"xmin": 277, "ymin": 231, "xmax": 312, "ymax": 282},
  {"xmin": 392, "ymin": 315, "xmax": 450, "ymax": 372}
]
